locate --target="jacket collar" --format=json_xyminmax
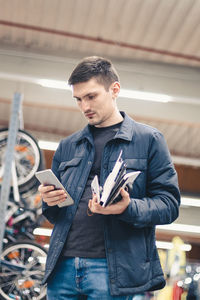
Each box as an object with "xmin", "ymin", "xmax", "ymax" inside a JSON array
[
  {"xmin": 114, "ymin": 111, "xmax": 134, "ymax": 141},
  {"xmin": 76, "ymin": 111, "xmax": 134, "ymax": 144}
]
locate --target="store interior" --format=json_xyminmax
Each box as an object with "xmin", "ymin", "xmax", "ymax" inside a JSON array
[{"xmin": 0, "ymin": 0, "xmax": 200, "ymax": 299}]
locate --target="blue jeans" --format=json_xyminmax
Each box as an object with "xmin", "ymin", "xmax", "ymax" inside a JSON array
[{"xmin": 47, "ymin": 257, "xmax": 133, "ymax": 300}]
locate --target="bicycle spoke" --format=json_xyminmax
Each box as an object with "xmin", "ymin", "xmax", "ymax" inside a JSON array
[
  {"xmin": 0, "ymin": 241, "xmax": 47, "ymax": 299},
  {"xmin": 0, "ymin": 278, "xmax": 17, "ymax": 289},
  {"xmin": 4, "ymin": 280, "xmax": 17, "ymax": 296}
]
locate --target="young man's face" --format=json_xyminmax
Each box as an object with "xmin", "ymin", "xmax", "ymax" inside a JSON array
[{"xmin": 72, "ymin": 78, "xmax": 120, "ymax": 127}]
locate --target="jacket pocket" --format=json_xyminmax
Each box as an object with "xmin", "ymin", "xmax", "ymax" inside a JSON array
[
  {"xmin": 58, "ymin": 157, "xmax": 82, "ymax": 172},
  {"xmin": 58, "ymin": 157, "xmax": 82, "ymax": 190},
  {"xmin": 114, "ymin": 227, "xmax": 151, "ymax": 287}
]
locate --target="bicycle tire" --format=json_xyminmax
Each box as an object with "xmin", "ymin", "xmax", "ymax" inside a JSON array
[
  {"xmin": 0, "ymin": 240, "xmax": 47, "ymax": 300},
  {"xmin": 0, "ymin": 128, "xmax": 44, "ymax": 194}
]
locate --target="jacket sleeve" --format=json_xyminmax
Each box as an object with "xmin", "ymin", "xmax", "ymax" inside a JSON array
[
  {"xmin": 42, "ymin": 142, "xmax": 62, "ymax": 224},
  {"xmin": 118, "ymin": 131, "xmax": 180, "ymax": 227}
]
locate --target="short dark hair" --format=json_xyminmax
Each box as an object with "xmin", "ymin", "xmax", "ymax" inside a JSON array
[{"xmin": 68, "ymin": 56, "xmax": 119, "ymax": 90}]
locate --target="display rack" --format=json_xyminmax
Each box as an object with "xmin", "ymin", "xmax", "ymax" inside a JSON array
[{"xmin": 0, "ymin": 92, "xmax": 23, "ymax": 255}]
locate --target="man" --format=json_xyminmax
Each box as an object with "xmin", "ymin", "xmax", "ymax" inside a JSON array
[{"xmin": 39, "ymin": 56, "xmax": 180, "ymax": 299}]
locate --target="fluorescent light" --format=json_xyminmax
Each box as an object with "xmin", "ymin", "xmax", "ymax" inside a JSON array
[
  {"xmin": 181, "ymin": 196, "xmax": 200, "ymax": 208},
  {"xmin": 34, "ymin": 228, "xmax": 192, "ymax": 252},
  {"xmin": 0, "ymin": 72, "xmax": 37, "ymax": 83},
  {"xmin": 33, "ymin": 227, "xmax": 52, "ymax": 236},
  {"xmin": 38, "ymin": 140, "xmax": 59, "ymax": 151},
  {"xmin": 36, "ymin": 79, "xmax": 171, "ymax": 103},
  {"xmin": 119, "ymin": 89, "xmax": 172, "ymax": 103},
  {"xmin": 37, "ymin": 79, "xmax": 71, "ymax": 90},
  {"xmin": 157, "ymin": 223, "xmax": 200, "ymax": 234},
  {"xmin": 34, "ymin": 227, "xmax": 192, "ymax": 251},
  {"xmin": 172, "ymin": 155, "xmax": 200, "ymax": 167},
  {"xmin": 1, "ymin": 71, "xmax": 200, "ymax": 105},
  {"xmin": 180, "ymin": 244, "xmax": 192, "ymax": 251},
  {"xmin": 156, "ymin": 241, "xmax": 192, "ymax": 251},
  {"xmin": 37, "ymin": 80, "xmax": 171, "ymax": 103}
]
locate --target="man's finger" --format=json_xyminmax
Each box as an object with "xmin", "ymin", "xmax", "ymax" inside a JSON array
[
  {"xmin": 120, "ymin": 188, "xmax": 129, "ymax": 198},
  {"xmin": 38, "ymin": 184, "xmax": 55, "ymax": 193}
]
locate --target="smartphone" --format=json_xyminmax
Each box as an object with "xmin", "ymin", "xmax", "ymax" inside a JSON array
[{"xmin": 35, "ymin": 169, "xmax": 74, "ymax": 207}]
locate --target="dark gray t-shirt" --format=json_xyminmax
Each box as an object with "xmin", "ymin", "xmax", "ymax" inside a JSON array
[{"xmin": 62, "ymin": 122, "xmax": 121, "ymax": 258}]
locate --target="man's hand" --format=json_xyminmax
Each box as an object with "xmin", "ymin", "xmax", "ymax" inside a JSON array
[
  {"xmin": 88, "ymin": 188, "xmax": 130, "ymax": 215},
  {"xmin": 38, "ymin": 184, "xmax": 68, "ymax": 207}
]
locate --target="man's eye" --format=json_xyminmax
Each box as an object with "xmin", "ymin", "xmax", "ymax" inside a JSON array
[{"xmin": 88, "ymin": 95, "xmax": 95, "ymax": 100}]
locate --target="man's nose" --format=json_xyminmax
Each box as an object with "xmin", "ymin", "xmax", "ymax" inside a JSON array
[{"xmin": 81, "ymin": 100, "xmax": 90, "ymax": 112}]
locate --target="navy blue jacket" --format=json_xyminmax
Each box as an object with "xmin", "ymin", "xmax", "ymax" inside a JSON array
[{"xmin": 42, "ymin": 112, "xmax": 180, "ymax": 295}]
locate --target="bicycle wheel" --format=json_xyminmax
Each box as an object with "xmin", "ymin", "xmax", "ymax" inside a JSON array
[
  {"xmin": 0, "ymin": 241, "xmax": 47, "ymax": 300},
  {"xmin": 0, "ymin": 128, "xmax": 44, "ymax": 194}
]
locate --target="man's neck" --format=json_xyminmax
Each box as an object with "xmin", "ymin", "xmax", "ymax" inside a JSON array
[{"xmin": 95, "ymin": 110, "xmax": 123, "ymax": 128}]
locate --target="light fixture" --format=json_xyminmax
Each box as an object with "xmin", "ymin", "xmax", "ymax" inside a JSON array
[
  {"xmin": 156, "ymin": 241, "xmax": 192, "ymax": 251},
  {"xmin": 119, "ymin": 89, "xmax": 172, "ymax": 103},
  {"xmin": 37, "ymin": 78, "xmax": 172, "ymax": 103},
  {"xmin": 1, "ymin": 71, "xmax": 200, "ymax": 105},
  {"xmin": 33, "ymin": 228, "xmax": 192, "ymax": 252},
  {"xmin": 34, "ymin": 223, "xmax": 200, "ymax": 236},
  {"xmin": 37, "ymin": 140, "xmax": 200, "ymax": 169},
  {"xmin": 33, "ymin": 227, "xmax": 52, "ymax": 236},
  {"xmin": 0, "ymin": 72, "xmax": 71, "ymax": 91},
  {"xmin": 37, "ymin": 79, "xmax": 71, "ymax": 90},
  {"xmin": 181, "ymin": 196, "xmax": 200, "ymax": 208},
  {"xmin": 157, "ymin": 223, "xmax": 200, "ymax": 234},
  {"xmin": 172, "ymin": 155, "xmax": 200, "ymax": 167},
  {"xmin": 37, "ymin": 79, "xmax": 172, "ymax": 103},
  {"xmin": 38, "ymin": 140, "xmax": 59, "ymax": 151}
]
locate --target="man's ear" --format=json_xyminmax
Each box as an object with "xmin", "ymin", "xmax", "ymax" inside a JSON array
[{"xmin": 111, "ymin": 81, "xmax": 120, "ymax": 99}]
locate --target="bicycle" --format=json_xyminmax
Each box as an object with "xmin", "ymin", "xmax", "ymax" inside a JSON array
[
  {"xmin": 0, "ymin": 240, "xmax": 47, "ymax": 300},
  {"xmin": 0, "ymin": 198, "xmax": 47, "ymax": 300},
  {"xmin": 0, "ymin": 127, "xmax": 48, "ymax": 299}
]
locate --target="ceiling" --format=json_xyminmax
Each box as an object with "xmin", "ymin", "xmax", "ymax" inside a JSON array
[
  {"xmin": 0, "ymin": 0, "xmax": 200, "ymax": 67},
  {"xmin": 0, "ymin": 0, "xmax": 200, "ymax": 245}
]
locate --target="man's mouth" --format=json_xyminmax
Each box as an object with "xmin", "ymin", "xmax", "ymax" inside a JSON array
[{"xmin": 85, "ymin": 112, "xmax": 95, "ymax": 119}]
